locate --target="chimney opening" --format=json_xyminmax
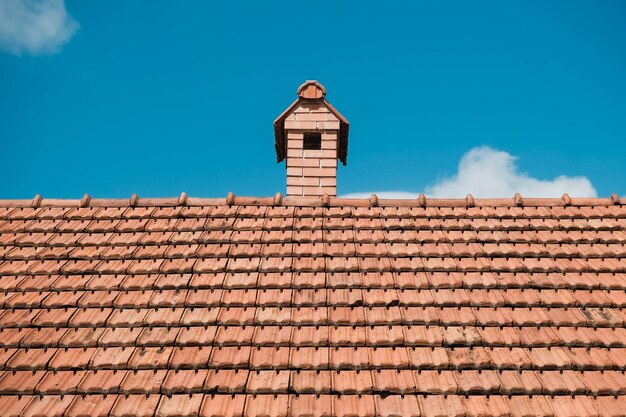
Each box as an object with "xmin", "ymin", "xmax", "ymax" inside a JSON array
[{"xmin": 303, "ymin": 132, "xmax": 322, "ymax": 151}]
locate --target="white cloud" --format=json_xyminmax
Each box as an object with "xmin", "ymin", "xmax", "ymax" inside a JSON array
[
  {"xmin": 342, "ymin": 146, "xmax": 598, "ymax": 199},
  {"xmin": 0, "ymin": 0, "xmax": 78, "ymax": 56}
]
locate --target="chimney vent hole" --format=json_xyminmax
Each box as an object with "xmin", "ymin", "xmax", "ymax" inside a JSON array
[{"xmin": 303, "ymin": 132, "xmax": 322, "ymax": 150}]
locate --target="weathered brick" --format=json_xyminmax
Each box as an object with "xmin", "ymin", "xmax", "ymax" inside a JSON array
[
  {"xmin": 288, "ymin": 139, "xmax": 303, "ymax": 149},
  {"xmin": 288, "ymin": 177, "xmax": 320, "ymax": 186},
  {"xmin": 301, "ymin": 187, "xmax": 325, "ymax": 196},
  {"xmin": 284, "ymin": 120, "xmax": 341, "ymax": 130},
  {"xmin": 302, "ymin": 186, "xmax": 336, "ymax": 196},
  {"xmin": 302, "ymin": 167, "xmax": 336, "ymax": 178},
  {"xmin": 293, "ymin": 103, "xmax": 330, "ymax": 113},
  {"xmin": 287, "ymin": 159, "xmax": 320, "ymax": 168},
  {"xmin": 320, "ymin": 177, "xmax": 337, "ymax": 187},
  {"xmin": 287, "ymin": 186, "xmax": 303, "ymax": 196},
  {"xmin": 282, "ymin": 89, "xmax": 342, "ymax": 198},
  {"xmin": 318, "ymin": 121, "xmax": 340, "ymax": 130},
  {"xmin": 303, "ymin": 150, "xmax": 336, "ymax": 159},
  {"xmin": 287, "ymin": 167, "xmax": 303, "ymax": 176},
  {"xmin": 287, "ymin": 149, "xmax": 303, "ymax": 158},
  {"xmin": 291, "ymin": 113, "xmax": 335, "ymax": 121},
  {"xmin": 323, "ymin": 187, "xmax": 337, "ymax": 196},
  {"xmin": 319, "ymin": 159, "xmax": 337, "ymax": 168},
  {"xmin": 284, "ymin": 120, "xmax": 318, "ymax": 130},
  {"xmin": 326, "ymin": 112, "xmax": 339, "ymax": 122}
]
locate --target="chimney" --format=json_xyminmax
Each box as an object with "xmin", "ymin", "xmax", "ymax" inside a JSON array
[{"xmin": 274, "ymin": 80, "xmax": 349, "ymax": 197}]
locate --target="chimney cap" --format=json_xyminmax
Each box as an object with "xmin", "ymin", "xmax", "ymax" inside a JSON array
[
  {"xmin": 274, "ymin": 80, "xmax": 350, "ymax": 166},
  {"xmin": 297, "ymin": 80, "xmax": 327, "ymax": 99}
]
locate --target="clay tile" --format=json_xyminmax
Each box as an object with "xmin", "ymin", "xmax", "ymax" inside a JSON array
[
  {"xmin": 375, "ymin": 395, "xmax": 420, "ymax": 417},
  {"xmin": 36, "ymin": 369, "xmax": 88, "ymax": 394},
  {"xmin": 80, "ymin": 194, "xmax": 91, "ymax": 208},
  {"xmin": 120, "ymin": 369, "xmax": 167, "ymax": 393},
  {"xmin": 157, "ymin": 393, "xmax": 204, "ymax": 416},
  {"xmin": 610, "ymin": 193, "xmax": 621, "ymax": 205},
  {"xmin": 248, "ymin": 395, "xmax": 291, "ymax": 417},
  {"xmin": 0, "ymin": 370, "xmax": 47, "ymax": 394},
  {"xmin": 65, "ymin": 394, "xmax": 117, "ymax": 416},
  {"xmin": 562, "ymin": 193, "xmax": 572, "ymax": 207},
  {"xmin": 227, "ymin": 192, "xmax": 235, "ymax": 206},
  {"xmin": 370, "ymin": 194, "xmax": 379, "ymax": 207},
  {"xmin": 297, "ymin": 80, "xmax": 327, "ymax": 99},
  {"xmin": 200, "ymin": 394, "xmax": 246, "ymax": 417},
  {"xmin": 248, "ymin": 370, "xmax": 290, "ymax": 394},
  {"xmin": 465, "ymin": 194, "xmax": 475, "ymax": 208},
  {"xmin": 0, "ymin": 393, "xmax": 32, "ymax": 416},
  {"xmin": 129, "ymin": 193, "xmax": 139, "ymax": 206},
  {"xmin": 179, "ymin": 192, "xmax": 188, "ymax": 206},
  {"xmin": 514, "ymin": 193, "xmax": 523, "ymax": 207},
  {"xmin": 32, "ymin": 194, "xmax": 43, "ymax": 208},
  {"xmin": 333, "ymin": 394, "xmax": 375, "ymax": 417},
  {"xmin": 19, "ymin": 395, "xmax": 75, "ymax": 417},
  {"xmin": 274, "ymin": 192, "xmax": 283, "ymax": 206},
  {"xmin": 289, "ymin": 395, "xmax": 333, "ymax": 417},
  {"xmin": 110, "ymin": 394, "xmax": 160, "ymax": 416},
  {"xmin": 418, "ymin": 194, "xmax": 427, "ymax": 207}
]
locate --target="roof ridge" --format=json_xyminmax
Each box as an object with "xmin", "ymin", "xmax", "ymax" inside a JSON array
[{"xmin": 0, "ymin": 192, "xmax": 621, "ymax": 208}]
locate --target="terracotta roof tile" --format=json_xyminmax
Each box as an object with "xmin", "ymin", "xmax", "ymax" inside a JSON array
[
  {"xmin": 110, "ymin": 394, "xmax": 160, "ymax": 417},
  {"xmin": 549, "ymin": 395, "xmax": 600, "ymax": 417},
  {"xmin": 156, "ymin": 393, "xmax": 204, "ymax": 417},
  {"xmin": 287, "ymin": 395, "xmax": 332, "ymax": 417},
  {"xmin": 0, "ymin": 370, "xmax": 46, "ymax": 394},
  {"xmin": 332, "ymin": 394, "xmax": 375, "ymax": 417},
  {"xmin": 247, "ymin": 370, "xmax": 290, "ymax": 393},
  {"xmin": 7, "ymin": 347, "xmax": 56, "ymax": 370},
  {"xmin": 35, "ymin": 369, "xmax": 87, "ymax": 394},
  {"xmin": 49, "ymin": 347, "xmax": 97, "ymax": 370},
  {"xmin": 167, "ymin": 345, "xmax": 210, "ymax": 368},
  {"xmin": 418, "ymin": 395, "xmax": 465, "ymax": 417},
  {"xmin": 199, "ymin": 394, "xmax": 246, "ymax": 417},
  {"xmin": 244, "ymin": 394, "xmax": 289, "ymax": 417},
  {"xmin": 20, "ymin": 327, "xmax": 62, "ymax": 349},
  {"xmin": 65, "ymin": 394, "xmax": 117, "ymax": 417},
  {"xmin": 205, "ymin": 369, "xmax": 249, "ymax": 393},
  {"xmin": 120, "ymin": 369, "xmax": 167, "ymax": 394},
  {"xmin": 128, "ymin": 346, "xmax": 174, "ymax": 369},
  {"xmin": 19, "ymin": 394, "xmax": 75, "ymax": 417},
  {"xmin": 59, "ymin": 327, "xmax": 105, "ymax": 348},
  {"xmin": 291, "ymin": 326, "xmax": 329, "ymax": 347},
  {"xmin": 209, "ymin": 346, "xmax": 252, "ymax": 368},
  {"xmin": 371, "ymin": 369, "xmax": 416, "ymax": 393},
  {"xmin": 1, "ymin": 197, "xmax": 625, "ymax": 413},
  {"xmin": 462, "ymin": 395, "xmax": 510, "ymax": 417},
  {"xmin": 78, "ymin": 369, "xmax": 127, "ymax": 394},
  {"xmin": 368, "ymin": 347, "xmax": 410, "ymax": 368},
  {"xmin": 290, "ymin": 370, "xmax": 331, "ymax": 393}
]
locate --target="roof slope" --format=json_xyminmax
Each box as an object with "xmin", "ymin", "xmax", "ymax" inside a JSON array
[{"xmin": 0, "ymin": 194, "xmax": 625, "ymax": 416}]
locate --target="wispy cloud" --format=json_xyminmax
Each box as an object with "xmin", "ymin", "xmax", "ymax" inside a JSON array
[
  {"xmin": 342, "ymin": 146, "xmax": 597, "ymax": 199},
  {"xmin": 0, "ymin": 0, "xmax": 78, "ymax": 56}
]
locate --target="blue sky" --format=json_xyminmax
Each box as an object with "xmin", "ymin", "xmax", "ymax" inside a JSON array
[{"xmin": 1, "ymin": 1, "xmax": 625, "ymax": 199}]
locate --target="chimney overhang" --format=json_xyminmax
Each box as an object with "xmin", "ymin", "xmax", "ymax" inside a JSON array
[{"xmin": 274, "ymin": 80, "xmax": 349, "ymax": 166}]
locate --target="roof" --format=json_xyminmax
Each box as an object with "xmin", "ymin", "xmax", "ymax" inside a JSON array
[
  {"xmin": 274, "ymin": 80, "xmax": 350, "ymax": 166},
  {"xmin": 0, "ymin": 192, "xmax": 625, "ymax": 417}
]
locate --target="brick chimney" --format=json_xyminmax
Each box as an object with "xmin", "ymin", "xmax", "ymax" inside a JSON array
[{"xmin": 274, "ymin": 81, "xmax": 349, "ymax": 197}]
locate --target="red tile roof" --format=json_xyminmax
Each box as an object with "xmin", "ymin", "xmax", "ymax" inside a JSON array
[{"xmin": 0, "ymin": 193, "xmax": 625, "ymax": 416}]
